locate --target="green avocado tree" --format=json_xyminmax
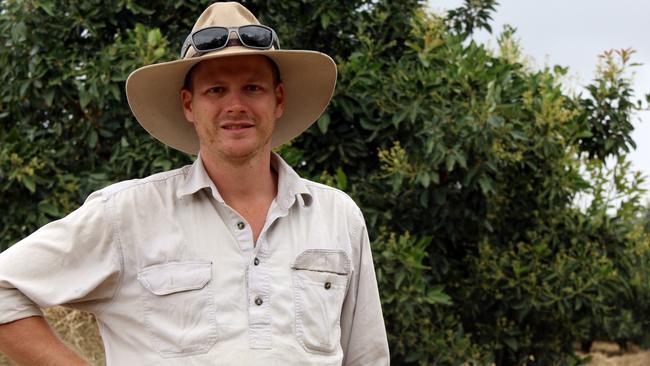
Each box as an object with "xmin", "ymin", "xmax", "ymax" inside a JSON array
[{"xmin": 1, "ymin": 0, "xmax": 649, "ymax": 364}]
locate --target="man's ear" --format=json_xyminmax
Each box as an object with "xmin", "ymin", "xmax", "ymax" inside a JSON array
[
  {"xmin": 274, "ymin": 83, "xmax": 285, "ymax": 119},
  {"xmin": 180, "ymin": 88, "xmax": 195, "ymax": 124}
]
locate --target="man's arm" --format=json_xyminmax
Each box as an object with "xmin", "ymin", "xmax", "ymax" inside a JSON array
[
  {"xmin": 340, "ymin": 209, "xmax": 390, "ymax": 366},
  {"xmin": 0, "ymin": 316, "xmax": 87, "ymax": 366},
  {"xmin": 0, "ymin": 192, "xmax": 121, "ymax": 364}
]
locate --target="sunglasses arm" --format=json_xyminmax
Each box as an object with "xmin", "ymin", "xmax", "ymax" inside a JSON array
[{"xmin": 180, "ymin": 34, "xmax": 192, "ymax": 58}]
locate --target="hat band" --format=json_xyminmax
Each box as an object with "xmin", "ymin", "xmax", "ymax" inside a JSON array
[{"xmin": 180, "ymin": 25, "xmax": 281, "ymax": 59}]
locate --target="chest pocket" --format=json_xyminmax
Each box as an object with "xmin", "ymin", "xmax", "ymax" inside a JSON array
[
  {"xmin": 137, "ymin": 261, "xmax": 217, "ymax": 358},
  {"xmin": 291, "ymin": 249, "xmax": 351, "ymax": 354}
]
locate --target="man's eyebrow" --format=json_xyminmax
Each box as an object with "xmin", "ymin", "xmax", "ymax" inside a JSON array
[{"xmin": 200, "ymin": 74, "xmax": 271, "ymax": 85}]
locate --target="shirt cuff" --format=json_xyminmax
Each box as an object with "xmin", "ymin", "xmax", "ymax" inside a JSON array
[{"xmin": 0, "ymin": 288, "xmax": 44, "ymax": 324}]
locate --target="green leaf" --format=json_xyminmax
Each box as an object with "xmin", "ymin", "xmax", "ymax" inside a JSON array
[
  {"xmin": 420, "ymin": 172, "xmax": 430, "ymax": 188},
  {"xmin": 504, "ymin": 337, "xmax": 519, "ymax": 351},
  {"xmin": 455, "ymin": 152, "xmax": 467, "ymax": 169},
  {"xmin": 79, "ymin": 89, "xmax": 91, "ymax": 109},
  {"xmin": 147, "ymin": 29, "xmax": 160, "ymax": 46},
  {"xmin": 88, "ymin": 130, "xmax": 98, "ymax": 149},
  {"xmin": 19, "ymin": 82, "xmax": 29, "ymax": 97},
  {"xmin": 391, "ymin": 110, "xmax": 407, "ymax": 127},
  {"xmin": 320, "ymin": 13, "xmax": 330, "ymax": 29},
  {"xmin": 43, "ymin": 89, "xmax": 55, "ymax": 107},
  {"xmin": 445, "ymin": 153, "xmax": 455, "ymax": 172},
  {"xmin": 38, "ymin": 1, "xmax": 56, "ymax": 16},
  {"xmin": 510, "ymin": 130, "xmax": 528, "ymax": 141},
  {"xmin": 478, "ymin": 176, "xmax": 493, "ymax": 194},
  {"xmin": 89, "ymin": 173, "xmax": 108, "ymax": 181},
  {"xmin": 395, "ymin": 271, "xmax": 406, "ymax": 289},
  {"xmin": 153, "ymin": 157, "xmax": 172, "ymax": 171},
  {"xmin": 419, "ymin": 190, "xmax": 429, "ymax": 207},
  {"xmin": 409, "ymin": 100, "xmax": 420, "ymax": 123},
  {"xmin": 38, "ymin": 202, "xmax": 59, "ymax": 217},
  {"xmin": 110, "ymin": 84, "xmax": 121, "ymax": 101},
  {"xmin": 487, "ymin": 115, "xmax": 503, "ymax": 127},
  {"xmin": 23, "ymin": 176, "xmax": 36, "ymax": 193},
  {"xmin": 427, "ymin": 286, "xmax": 452, "ymax": 305},
  {"xmin": 153, "ymin": 48, "xmax": 166, "ymax": 59},
  {"xmin": 335, "ymin": 167, "xmax": 348, "ymax": 190},
  {"xmin": 317, "ymin": 113, "xmax": 330, "ymax": 134}
]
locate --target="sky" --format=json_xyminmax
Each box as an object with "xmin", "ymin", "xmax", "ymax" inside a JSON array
[{"xmin": 427, "ymin": 0, "xmax": 650, "ymax": 202}]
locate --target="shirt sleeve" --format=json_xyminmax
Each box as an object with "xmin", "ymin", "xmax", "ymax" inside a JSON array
[
  {"xmin": 340, "ymin": 208, "xmax": 390, "ymax": 366},
  {"xmin": 0, "ymin": 191, "xmax": 123, "ymax": 324}
]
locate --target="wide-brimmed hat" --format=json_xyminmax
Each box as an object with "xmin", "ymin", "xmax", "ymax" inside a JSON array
[{"xmin": 125, "ymin": 2, "xmax": 337, "ymax": 155}]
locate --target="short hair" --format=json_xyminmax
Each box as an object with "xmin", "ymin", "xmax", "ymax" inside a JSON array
[{"xmin": 182, "ymin": 56, "xmax": 282, "ymax": 92}]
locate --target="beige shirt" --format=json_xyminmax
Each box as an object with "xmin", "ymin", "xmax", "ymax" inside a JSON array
[{"xmin": 0, "ymin": 153, "xmax": 389, "ymax": 365}]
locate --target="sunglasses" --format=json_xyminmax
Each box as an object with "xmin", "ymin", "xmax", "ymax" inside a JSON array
[{"xmin": 181, "ymin": 25, "xmax": 280, "ymax": 58}]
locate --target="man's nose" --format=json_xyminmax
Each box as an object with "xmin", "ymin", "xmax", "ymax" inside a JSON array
[{"xmin": 225, "ymin": 91, "xmax": 248, "ymax": 114}]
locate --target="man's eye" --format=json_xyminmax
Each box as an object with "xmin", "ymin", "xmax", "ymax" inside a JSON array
[
  {"xmin": 246, "ymin": 85, "xmax": 262, "ymax": 92},
  {"xmin": 208, "ymin": 86, "xmax": 225, "ymax": 94}
]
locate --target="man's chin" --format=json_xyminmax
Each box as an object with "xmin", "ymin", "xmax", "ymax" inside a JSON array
[{"xmin": 209, "ymin": 145, "xmax": 270, "ymax": 164}]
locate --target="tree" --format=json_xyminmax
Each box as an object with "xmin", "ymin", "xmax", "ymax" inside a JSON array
[{"xmin": 2, "ymin": 0, "xmax": 649, "ymax": 364}]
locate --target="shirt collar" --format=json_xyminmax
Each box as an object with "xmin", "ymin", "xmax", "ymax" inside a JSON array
[
  {"xmin": 271, "ymin": 152, "xmax": 312, "ymax": 210},
  {"xmin": 176, "ymin": 152, "xmax": 312, "ymax": 209},
  {"xmin": 176, "ymin": 154, "xmax": 225, "ymax": 202}
]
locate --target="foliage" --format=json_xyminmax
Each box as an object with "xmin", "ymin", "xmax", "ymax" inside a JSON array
[
  {"xmin": 577, "ymin": 49, "xmax": 641, "ymax": 160},
  {"xmin": 1, "ymin": 0, "xmax": 650, "ymax": 365},
  {"xmin": 446, "ymin": 0, "xmax": 498, "ymax": 36}
]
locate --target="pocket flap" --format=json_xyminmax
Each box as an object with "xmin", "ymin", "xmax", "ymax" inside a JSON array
[
  {"xmin": 137, "ymin": 261, "xmax": 212, "ymax": 295},
  {"xmin": 291, "ymin": 249, "xmax": 350, "ymax": 275}
]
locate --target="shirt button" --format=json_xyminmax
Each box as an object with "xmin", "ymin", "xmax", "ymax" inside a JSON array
[
  {"xmin": 254, "ymin": 258, "xmax": 260, "ymax": 266},
  {"xmin": 237, "ymin": 221, "xmax": 245, "ymax": 230},
  {"xmin": 324, "ymin": 282, "xmax": 332, "ymax": 290},
  {"xmin": 255, "ymin": 297, "xmax": 263, "ymax": 306}
]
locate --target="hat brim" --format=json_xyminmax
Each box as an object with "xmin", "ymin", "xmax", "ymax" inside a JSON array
[{"xmin": 126, "ymin": 46, "xmax": 337, "ymax": 155}]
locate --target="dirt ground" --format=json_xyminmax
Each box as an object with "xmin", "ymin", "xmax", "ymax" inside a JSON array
[
  {"xmin": 579, "ymin": 341, "xmax": 650, "ymax": 366},
  {"xmin": 584, "ymin": 351, "xmax": 650, "ymax": 366},
  {"xmin": 0, "ymin": 308, "xmax": 649, "ymax": 365}
]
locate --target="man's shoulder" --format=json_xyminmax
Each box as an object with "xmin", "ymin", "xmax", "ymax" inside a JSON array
[
  {"xmin": 300, "ymin": 178, "xmax": 361, "ymax": 212},
  {"xmin": 89, "ymin": 165, "xmax": 191, "ymax": 202}
]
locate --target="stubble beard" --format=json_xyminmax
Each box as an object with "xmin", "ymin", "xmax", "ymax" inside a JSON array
[{"xmin": 202, "ymin": 119, "xmax": 274, "ymax": 167}]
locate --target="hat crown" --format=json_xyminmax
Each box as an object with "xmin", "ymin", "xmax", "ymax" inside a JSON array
[{"xmin": 192, "ymin": 2, "xmax": 261, "ymax": 32}]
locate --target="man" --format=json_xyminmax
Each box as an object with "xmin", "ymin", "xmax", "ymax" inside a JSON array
[{"xmin": 0, "ymin": 2, "xmax": 389, "ymax": 365}]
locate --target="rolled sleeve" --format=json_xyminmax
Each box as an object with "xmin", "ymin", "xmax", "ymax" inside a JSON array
[
  {"xmin": 0, "ymin": 191, "xmax": 123, "ymax": 324},
  {"xmin": 340, "ymin": 209, "xmax": 390, "ymax": 366},
  {"xmin": 0, "ymin": 288, "xmax": 44, "ymax": 324}
]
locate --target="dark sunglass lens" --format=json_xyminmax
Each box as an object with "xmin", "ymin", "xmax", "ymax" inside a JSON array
[
  {"xmin": 193, "ymin": 27, "xmax": 229, "ymax": 51},
  {"xmin": 239, "ymin": 26, "xmax": 273, "ymax": 48}
]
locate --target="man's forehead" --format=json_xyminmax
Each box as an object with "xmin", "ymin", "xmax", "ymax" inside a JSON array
[
  {"xmin": 188, "ymin": 55, "xmax": 281, "ymax": 87},
  {"xmin": 194, "ymin": 55, "xmax": 275, "ymax": 74}
]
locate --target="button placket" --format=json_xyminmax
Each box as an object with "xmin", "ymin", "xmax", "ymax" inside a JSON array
[
  {"xmin": 247, "ymin": 243, "xmax": 271, "ymax": 349},
  {"xmin": 227, "ymin": 208, "xmax": 253, "ymax": 250},
  {"xmin": 245, "ymin": 199, "xmax": 291, "ymax": 350}
]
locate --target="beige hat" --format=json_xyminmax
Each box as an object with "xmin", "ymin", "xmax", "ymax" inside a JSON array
[{"xmin": 126, "ymin": 2, "xmax": 337, "ymax": 155}]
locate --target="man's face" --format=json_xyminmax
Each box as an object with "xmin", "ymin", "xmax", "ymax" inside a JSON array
[{"xmin": 181, "ymin": 55, "xmax": 285, "ymax": 163}]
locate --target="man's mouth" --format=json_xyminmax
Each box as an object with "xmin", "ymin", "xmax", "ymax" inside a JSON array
[{"xmin": 221, "ymin": 122, "xmax": 254, "ymax": 130}]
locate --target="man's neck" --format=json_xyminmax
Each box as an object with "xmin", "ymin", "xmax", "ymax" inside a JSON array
[
  {"xmin": 200, "ymin": 150, "xmax": 277, "ymax": 204},
  {"xmin": 199, "ymin": 150, "xmax": 278, "ymax": 243}
]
